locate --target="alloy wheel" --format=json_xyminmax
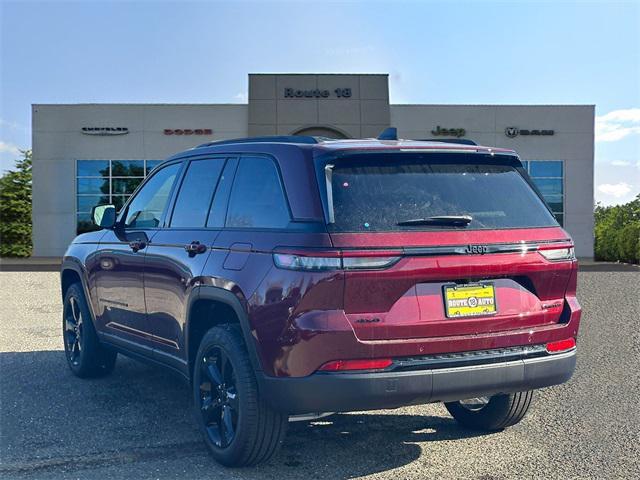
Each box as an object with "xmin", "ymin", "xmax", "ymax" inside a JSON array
[
  {"xmin": 199, "ymin": 346, "xmax": 239, "ymax": 448},
  {"xmin": 64, "ymin": 296, "xmax": 83, "ymax": 365}
]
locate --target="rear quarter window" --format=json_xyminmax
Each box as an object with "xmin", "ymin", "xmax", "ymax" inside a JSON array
[{"xmin": 226, "ymin": 156, "xmax": 291, "ymax": 229}]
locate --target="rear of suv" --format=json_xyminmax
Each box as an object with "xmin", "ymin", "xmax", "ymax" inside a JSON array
[{"xmin": 61, "ymin": 135, "xmax": 580, "ymax": 467}]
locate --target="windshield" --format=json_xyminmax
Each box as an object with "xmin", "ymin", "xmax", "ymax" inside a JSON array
[{"xmin": 321, "ymin": 153, "xmax": 558, "ymax": 232}]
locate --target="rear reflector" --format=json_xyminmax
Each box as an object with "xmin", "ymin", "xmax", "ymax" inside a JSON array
[
  {"xmin": 546, "ymin": 338, "xmax": 576, "ymax": 353},
  {"xmin": 318, "ymin": 358, "xmax": 393, "ymax": 372}
]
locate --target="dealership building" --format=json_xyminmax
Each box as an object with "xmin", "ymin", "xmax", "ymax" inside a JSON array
[{"xmin": 32, "ymin": 73, "xmax": 595, "ymax": 257}]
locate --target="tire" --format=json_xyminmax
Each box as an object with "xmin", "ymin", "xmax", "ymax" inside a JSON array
[
  {"xmin": 192, "ymin": 325, "xmax": 287, "ymax": 467},
  {"xmin": 62, "ymin": 283, "xmax": 117, "ymax": 378},
  {"xmin": 444, "ymin": 391, "xmax": 534, "ymax": 431}
]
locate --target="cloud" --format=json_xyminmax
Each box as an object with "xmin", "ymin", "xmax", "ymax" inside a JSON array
[
  {"xmin": 0, "ymin": 141, "xmax": 21, "ymax": 156},
  {"xmin": 610, "ymin": 160, "xmax": 631, "ymax": 166},
  {"xmin": 233, "ymin": 92, "xmax": 248, "ymax": 103},
  {"xmin": 595, "ymin": 108, "xmax": 640, "ymax": 142},
  {"xmin": 597, "ymin": 182, "xmax": 633, "ymax": 198}
]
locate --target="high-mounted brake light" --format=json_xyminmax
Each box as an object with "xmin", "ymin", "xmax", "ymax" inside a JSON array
[
  {"xmin": 539, "ymin": 247, "xmax": 575, "ymax": 262},
  {"xmin": 546, "ymin": 338, "xmax": 576, "ymax": 353},
  {"xmin": 318, "ymin": 358, "xmax": 393, "ymax": 372},
  {"xmin": 273, "ymin": 252, "xmax": 401, "ymax": 271}
]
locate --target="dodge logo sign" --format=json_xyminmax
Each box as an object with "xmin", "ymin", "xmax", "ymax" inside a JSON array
[
  {"xmin": 505, "ymin": 127, "xmax": 554, "ymax": 137},
  {"xmin": 164, "ymin": 129, "xmax": 213, "ymax": 135}
]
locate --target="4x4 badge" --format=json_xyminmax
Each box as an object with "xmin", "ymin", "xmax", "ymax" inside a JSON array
[{"xmin": 465, "ymin": 245, "xmax": 489, "ymax": 254}]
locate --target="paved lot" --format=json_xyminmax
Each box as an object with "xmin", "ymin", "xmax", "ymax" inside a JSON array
[{"xmin": 1, "ymin": 269, "xmax": 639, "ymax": 479}]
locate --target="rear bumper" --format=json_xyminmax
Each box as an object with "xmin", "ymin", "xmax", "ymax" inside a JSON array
[{"xmin": 259, "ymin": 349, "xmax": 576, "ymax": 414}]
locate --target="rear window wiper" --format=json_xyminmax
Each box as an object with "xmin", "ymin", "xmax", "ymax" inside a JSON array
[{"xmin": 396, "ymin": 215, "xmax": 473, "ymax": 227}]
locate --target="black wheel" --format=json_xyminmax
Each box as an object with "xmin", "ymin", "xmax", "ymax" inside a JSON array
[
  {"xmin": 444, "ymin": 391, "xmax": 534, "ymax": 431},
  {"xmin": 63, "ymin": 283, "xmax": 117, "ymax": 378},
  {"xmin": 193, "ymin": 325, "xmax": 287, "ymax": 467}
]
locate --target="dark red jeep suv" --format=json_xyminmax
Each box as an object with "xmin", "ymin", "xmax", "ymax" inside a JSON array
[{"xmin": 61, "ymin": 134, "xmax": 580, "ymax": 466}]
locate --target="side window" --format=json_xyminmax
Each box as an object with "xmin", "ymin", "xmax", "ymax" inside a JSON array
[
  {"xmin": 124, "ymin": 163, "xmax": 181, "ymax": 228},
  {"xmin": 170, "ymin": 159, "xmax": 225, "ymax": 228},
  {"xmin": 226, "ymin": 156, "xmax": 290, "ymax": 229}
]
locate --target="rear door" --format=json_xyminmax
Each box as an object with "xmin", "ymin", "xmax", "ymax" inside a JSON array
[
  {"xmin": 322, "ymin": 151, "xmax": 575, "ymax": 341},
  {"xmin": 143, "ymin": 156, "xmax": 232, "ymax": 366}
]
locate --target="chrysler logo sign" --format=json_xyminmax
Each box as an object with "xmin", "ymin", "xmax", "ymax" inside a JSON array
[
  {"xmin": 505, "ymin": 127, "xmax": 554, "ymax": 138},
  {"xmin": 81, "ymin": 127, "xmax": 129, "ymax": 135}
]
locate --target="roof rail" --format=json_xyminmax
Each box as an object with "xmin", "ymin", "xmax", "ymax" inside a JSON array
[
  {"xmin": 418, "ymin": 138, "xmax": 478, "ymax": 146},
  {"xmin": 196, "ymin": 135, "xmax": 321, "ymax": 148}
]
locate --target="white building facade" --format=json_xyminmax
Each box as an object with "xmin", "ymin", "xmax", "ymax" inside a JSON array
[{"xmin": 32, "ymin": 74, "xmax": 594, "ymax": 257}]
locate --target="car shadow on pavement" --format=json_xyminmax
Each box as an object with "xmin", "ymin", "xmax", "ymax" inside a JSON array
[
  {"xmin": 278, "ymin": 412, "xmax": 487, "ymax": 476},
  {"xmin": 1, "ymin": 350, "xmax": 490, "ymax": 479}
]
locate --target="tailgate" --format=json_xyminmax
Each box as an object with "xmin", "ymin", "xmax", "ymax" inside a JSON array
[{"xmin": 332, "ymin": 229, "xmax": 575, "ymax": 341}]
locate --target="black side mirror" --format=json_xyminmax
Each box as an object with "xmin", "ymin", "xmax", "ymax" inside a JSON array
[{"xmin": 92, "ymin": 204, "xmax": 117, "ymax": 229}]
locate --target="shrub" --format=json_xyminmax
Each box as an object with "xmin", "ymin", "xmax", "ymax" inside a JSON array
[{"xmin": 594, "ymin": 194, "xmax": 640, "ymax": 264}]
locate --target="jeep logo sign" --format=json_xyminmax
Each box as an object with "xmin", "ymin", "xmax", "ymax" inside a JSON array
[
  {"xmin": 431, "ymin": 125, "xmax": 466, "ymax": 138},
  {"xmin": 465, "ymin": 245, "xmax": 489, "ymax": 255},
  {"xmin": 505, "ymin": 127, "xmax": 554, "ymax": 138}
]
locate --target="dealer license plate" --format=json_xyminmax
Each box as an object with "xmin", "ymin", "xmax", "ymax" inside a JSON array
[{"xmin": 443, "ymin": 283, "xmax": 497, "ymax": 318}]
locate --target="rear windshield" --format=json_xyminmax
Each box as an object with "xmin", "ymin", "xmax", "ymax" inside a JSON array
[{"xmin": 321, "ymin": 153, "xmax": 558, "ymax": 232}]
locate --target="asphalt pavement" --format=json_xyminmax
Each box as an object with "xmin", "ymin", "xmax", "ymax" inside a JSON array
[{"xmin": 1, "ymin": 269, "xmax": 638, "ymax": 479}]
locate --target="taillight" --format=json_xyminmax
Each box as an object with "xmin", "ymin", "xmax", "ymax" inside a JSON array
[
  {"xmin": 273, "ymin": 253, "xmax": 341, "ymax": 271},
  {"xmin": 273, "ymin": 250, "xmax": 401, "ymax": 271},
  {"xmin": 342, "ymin": 256, "xmax": 400, "ymax": 269},
  {"xmin": 318, "ymin": 358, "xmax": 393, "ymax": 372},
  {"xmin": 539, "ymin": 247, "xmax": 575, "ymax": 261},
  {"xmin": 546, "ymin": 337, "xmax": 576, "ymax": 353}
]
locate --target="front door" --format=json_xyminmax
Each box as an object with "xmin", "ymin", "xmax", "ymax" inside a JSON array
[
  {"xmin": 143, "ymin": 157, "xmax": 235, "ymax": 366},
  {"xmin": 93, "ymin": 161, "xmax": 182, "ymax": 350}
]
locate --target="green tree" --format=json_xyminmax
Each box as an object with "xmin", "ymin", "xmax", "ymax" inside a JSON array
[
  {"xmin": 0, "ymin": 149, "xmax": 32, "ymax": 257},
  {"xmin": 594, "ymin": 194, "xmax": 640, "ymax": 264}
]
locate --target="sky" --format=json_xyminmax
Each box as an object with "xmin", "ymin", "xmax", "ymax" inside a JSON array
[{"xmin": 1, "ymin": 0, "xmax": 638, "ymax": 206}]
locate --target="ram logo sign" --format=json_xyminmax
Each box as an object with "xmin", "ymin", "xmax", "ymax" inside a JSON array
[{"xmin": 505, "ymin": 127, "xmax": 554, "ymax": 138}]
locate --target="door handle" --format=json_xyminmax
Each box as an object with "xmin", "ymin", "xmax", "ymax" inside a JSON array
[
  {"xmin": 185, "ymin": 241, "xmax": 207, "ymax": 257},
  {"xmin": 129, "ymin": 240, "xmax": 147, "ymax": 252}
]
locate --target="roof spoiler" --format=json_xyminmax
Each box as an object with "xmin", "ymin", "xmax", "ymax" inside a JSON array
[{"xmin": 377, "ymin": 127, "xmax": 398, "ymax": 140}]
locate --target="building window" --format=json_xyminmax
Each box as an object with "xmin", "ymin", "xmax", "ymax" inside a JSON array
[
  {"xmin": 76, "ymin": 160, "xmax": 161, "ymax": 234},
  {"xmin": 522, "ymin": 160, "xmax": 564, "ymax": 226}
]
